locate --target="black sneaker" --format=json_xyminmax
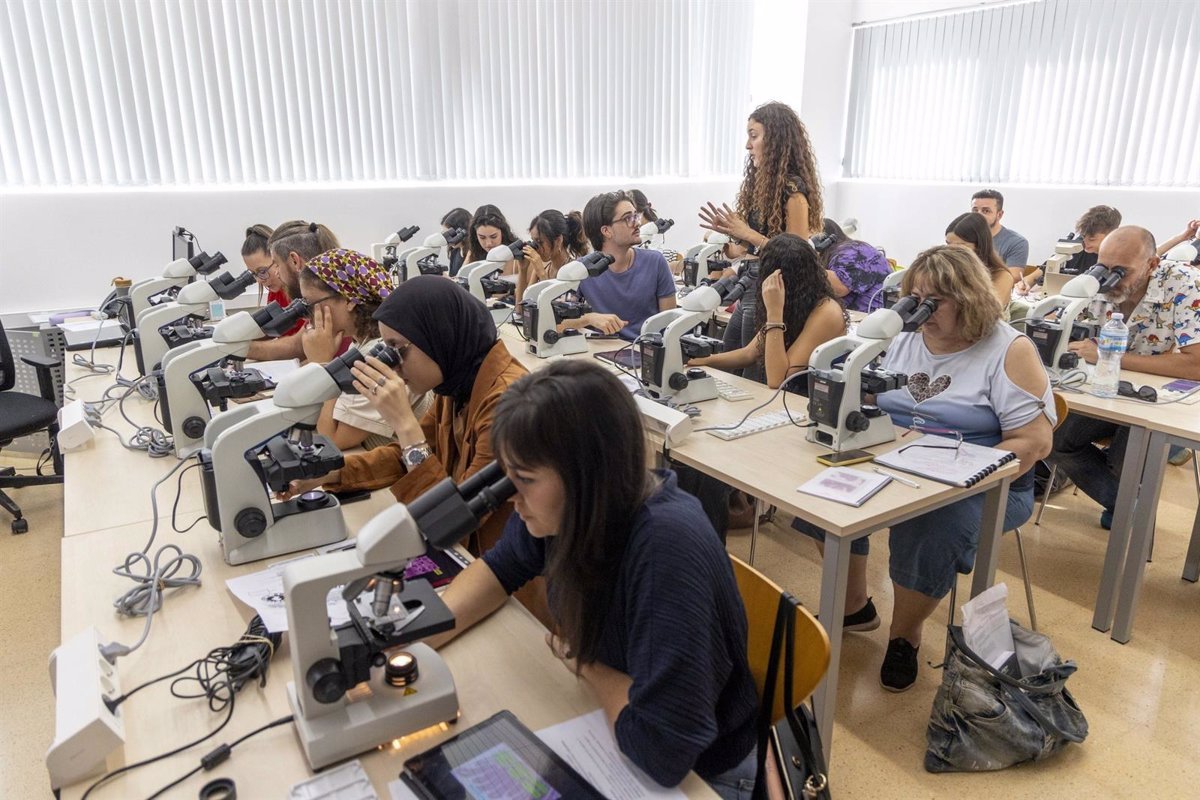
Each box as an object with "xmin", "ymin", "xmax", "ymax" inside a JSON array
[
  {"xmin": 880, "ymin": 638, "xmax": 919, "ymax": 693},
  {"xmin": 844, "ymin": 598, "xmax": 880, "ymax": 632}
]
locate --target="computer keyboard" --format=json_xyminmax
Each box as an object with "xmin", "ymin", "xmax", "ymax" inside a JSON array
[
  {"xmin": 705, "ymin": 408, "xmax": 803, "ymax": 440},
  {"xmin": 713, "ymin": 377, "xmax": 753, "ymax": 402}
]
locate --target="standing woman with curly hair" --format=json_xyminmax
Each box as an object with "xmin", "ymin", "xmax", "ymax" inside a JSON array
[{"xmin": 689, "ymin": 234, "xmax": 845, "ymax": 388}]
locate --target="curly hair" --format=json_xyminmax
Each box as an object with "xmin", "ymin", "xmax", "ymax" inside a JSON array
[
  {"xmin": 902, "ymin": 245, "xmax": 1003, "ymax": 344},
  {"xmin": 753, "ymin": 234, "xmax": 842, "ymax": 353},
  {"xmin": 467, "ymin": 204, "xmax": 517, "ymax": 263},
  {"xmin": 736, "ymin": 102, "xmax": 823, "ymax": 237}
]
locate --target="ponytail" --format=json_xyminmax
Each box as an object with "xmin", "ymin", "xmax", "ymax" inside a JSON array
[
  {"xmin": 268, "ymin": 219, "xmax": 341, "ymax": 263},
  {"xmin": 564, "ymin": 210, "xmax": 589, "ymax": 259}
]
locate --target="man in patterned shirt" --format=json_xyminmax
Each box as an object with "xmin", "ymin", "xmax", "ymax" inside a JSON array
[{"xmin": 1048, "ymin": 225, "xmax": 1200, "ymax": 528}]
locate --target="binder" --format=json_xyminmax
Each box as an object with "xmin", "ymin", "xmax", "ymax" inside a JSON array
[{"xmin": 873, "ymin": 435, "xmax": 1016, "ymax": 488}]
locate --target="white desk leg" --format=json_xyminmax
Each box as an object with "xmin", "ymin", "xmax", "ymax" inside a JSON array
[
  {"xmin": 1111, "ymin": 432, "xmax": 1171, "ymax": 644},
  {"xmin": 1092, "ymin": 424, "xmax": 1150, "ymax": 632},
  {"xmin": 812, "ymin": 533, "xmax": 853, "ymax": 767},
  {"xmin": 971, "ymin": 476, "xmax": 1011, "ymax": 598},
  {"xmin": 1183, "ymin": 506, "xmax": 1200, "ymax": 584}
]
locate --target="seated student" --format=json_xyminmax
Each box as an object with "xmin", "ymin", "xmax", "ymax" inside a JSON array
[
  {"xmin": 945, "ymin": 212, "xmax": 1016, "ymax": 305},
  {"xmin": 690, "ymin": 234, "xmax": 846, "ymax": 387},
  {"xmin": 280, "ymin": 277, "xmax": 534, "ymax": 578},
  {"xmin": 432, "ymin": 360, "xmax": 758, "ymax": 794},
  {"xmin": 247, "ymin": 220, "xmax": 340, "ymax": 361},
  {"xmin": 1049, "ymin": 226, "xmax": 1200, "ymax": 528},
  {"xmin": 1016, "ymin": 205, "xmax": 1123, "ymax": 293},
  {"xmin": 971, "ymin": 188, "xmax": 1029, "ymax": 277},
  {"xmin": 243, "ymin": 224, "xmax": 305, "ymax": 339},
  {"xmin": 298, "ymin": 249, "xmax": 431, "ymax": 450},
  {"xmin": 465, "ymin": 204, "xmax": 519, "ymax": 276},
  {"xmin": 514, "ymin": 209, "xmax": 588, "ymax": 307},
  {"xmin": 576, "ymin": 190, "xmax": 677, "ymax": 339},
  {"xmin": 817, "ymin": 218, "xmax": 892, "ymax": 313},
  {"xmin": 795, "ymin": 245, "xmax": 1054, "ymax": 692},
  {"xmin": 441, "ymin": 207, "xmax": 473, "ymax": 277}
]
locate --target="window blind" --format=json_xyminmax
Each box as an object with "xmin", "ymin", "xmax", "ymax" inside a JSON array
[
  {"xmin": 843, "ymin": 0, "xmax": 1200, "ymax": 187},
  {"xmin": 0, "ymin": 0, "xmax": 754, "ymax": 187}
]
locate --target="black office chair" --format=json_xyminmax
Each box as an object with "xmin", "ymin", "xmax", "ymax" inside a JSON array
[{"xmin": 0, "ymin": 318, "xmax": 64, "ymax": 534}]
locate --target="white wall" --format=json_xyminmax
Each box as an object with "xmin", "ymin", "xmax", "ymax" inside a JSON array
[{"xmin": 0, "ymin": 178, "xmax": 738, "ymax": 315}]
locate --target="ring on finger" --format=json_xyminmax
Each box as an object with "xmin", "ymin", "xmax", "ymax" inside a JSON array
[
  {"xmin": 376, "ymin": 377, "xmax": 386, "ymax": 387},
  {"xmin": 371, "ymin": 386, "xmax": 378, "ymax": 396}
]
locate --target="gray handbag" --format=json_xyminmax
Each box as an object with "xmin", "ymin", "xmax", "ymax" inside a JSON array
[{"xmin": 925, "ymin": 622, "xmax": 1088, "ymax": 772}]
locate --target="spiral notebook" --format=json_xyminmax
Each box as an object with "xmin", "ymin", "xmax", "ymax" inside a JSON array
[{"xmin": 873, "ymin": 435, "xmax": 1016, "ymax": 488}]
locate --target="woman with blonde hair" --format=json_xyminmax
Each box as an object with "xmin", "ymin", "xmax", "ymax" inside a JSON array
[{"xmin": 795, "ymin": 245, "xmax": 1054, "ymax": 693}]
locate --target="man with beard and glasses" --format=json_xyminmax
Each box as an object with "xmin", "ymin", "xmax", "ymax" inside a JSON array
[{"xmin": 1047, "ymin": 226, "xmax": 1200, "ymax": 529}]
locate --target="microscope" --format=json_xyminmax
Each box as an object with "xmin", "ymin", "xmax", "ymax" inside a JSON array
[
  {"xmin": 197, "ymin": 343, "xmax": 400, "ymax": 564},
  {"xmin": 128, "ymin": 251, "xmax": 225, "ymax": 321},
  {"xmin": 639, "ymin": 217, "xmax": 675, "ymax": 247},
  {"xmin": 681, "ymin": 233, "xmax": 731, "ymax": 288},
  {"xmin": 880, "ymin": 268, "xmax": 906, "ymax": 309},
  {"xmin": 1025, "ymin": 264, "xmax": 1123, "ymax": 376},
  {"xmin": 805, "ymin": 295, "xmax": 937, "ymax": 452},
  {"xmin": 133, "ymin": 261, "xmax": 255, "ymax": 374},
  {"xmin": 372, "ymin": 225, "xmax": 420, "ymax": 271},
  {"xmin": 520, "ymin": 252, "xmax": 616, "ymax": 358},
  {"xmin": 284, "ymin": 461, "xmax": 514, "ymax": 769},
  {"xmin": 639, "ymin": 286, "xmax": 726, "ymax": 404},
  {"xmin": 391, "ymin": 228, "xmax": 468, "ymax": 283},
  {"xmin": 454, "ymin": 242, "xmax": 524, "ymax": 323},
  {"xmin": 1042, "ymin": 233, "xmax": 1086, "ymax": 280},
  {"xmin": 158, "ymin": 300, "xmax": 309, "ymax": 457}
]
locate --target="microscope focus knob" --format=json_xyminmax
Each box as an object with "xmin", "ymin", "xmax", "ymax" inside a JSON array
[
  {"xmin": 306, "ymin": 658, "xmax": 348, "ymax": 704},
  {"xmin": 543, "ymin": 329, "xmax": 560, "ymax": 345},
  {"xmin": 668, "ymin": 372, "xmax": 689, "ymax": 391},
  {"xmin": 182, "ymin": 416, "xmax": 206, "ymax": 439},
  {"xmin": 234, "ymin": 508, "xmax": 268, "ymax": 538},
  {"xmin": 846, "ymin": 410, "xmax": 869, "ymax": 433},
  {"xmin": 1058, "ymin": 352, "xmax": 1079, "ymax": 370}
]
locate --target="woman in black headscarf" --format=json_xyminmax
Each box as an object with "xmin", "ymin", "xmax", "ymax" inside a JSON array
[{"xmin": 282, "ymin": 276, "xmax": 529, "ymax": 554}]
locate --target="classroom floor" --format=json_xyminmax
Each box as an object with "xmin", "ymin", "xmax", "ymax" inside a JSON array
[{"xmin": 3, "ymin": 454, "xmax": 1199, "ymax": 797}]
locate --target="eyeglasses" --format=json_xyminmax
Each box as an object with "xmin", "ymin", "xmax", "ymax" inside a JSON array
[
  {"xmin": 899, "ymin": 423, "xmax": 963, "ymax": 460},
  {"xmin": 610, "ymin": 211, "xmax": 643, "ymax": 228},
  {"xmin": 250, "ymin": 266, "xmax": 276, "ymax": 280},
  {"xmin": 1117, "ymin": 380, "xmax": 1157, "ymax": 403}
]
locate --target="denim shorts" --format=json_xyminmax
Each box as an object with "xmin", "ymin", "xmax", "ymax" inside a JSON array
[
  {"xmin": 705, "ymin": 745, "xmax": 758, "ymax": 800},
  {"xmin": 792, "ymin": 475, "xmax": 1035, "ymax": 599}
]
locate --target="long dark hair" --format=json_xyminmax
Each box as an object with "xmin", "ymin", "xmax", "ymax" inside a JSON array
[
  {"xmin": 627, "ymin": 189, "xmax": 658, "ymax": 222},
  {"xmin": 467, "ymin": 204, "xmax": 517, "ymax": 262},
  {"xmin": 529, "ymin": 209, "xmax": 589, "ymax": 265},
  {"xmin": 737, "ymin": 102, "xmax": 823, "ymax": 236},
  {"xmin": 753, "ymin": 234, "xmax": 841, "ymax": 352},
  {"xmin": 491, "ymin": 360, "xmax": 655, "ymax": 669},
  {"xmin": 946, "ymin": 212, "xmax": 1008, "ymax": 278}
]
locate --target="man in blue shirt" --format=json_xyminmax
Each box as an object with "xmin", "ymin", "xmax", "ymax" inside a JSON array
[{"xmin": 578, "ymin": 190, "xmax": 677, "ymax": 340}]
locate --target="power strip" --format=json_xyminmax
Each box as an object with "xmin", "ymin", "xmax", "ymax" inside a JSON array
[
  {"xmin": 46, "ymin": 627, "xmax": 126, "ymax": 790},
  {"xmin": 57, "ymin": 399, "xmax": 96, "ymax": 451},
  {"xmin": 634, "ymin": 394, "xmax": 693, "ymax": 446}
]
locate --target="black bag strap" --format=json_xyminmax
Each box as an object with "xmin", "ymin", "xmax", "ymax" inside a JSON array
[
  {"xmin": 752, "ymin": 592, "xmax": 790, "ymax": 800},
  {"xmin": 781, "ymin": 593, "xmax": 829, "ymax": 799},
  {"xmin": 948, "ymin": 626, "xmax": 1085, "ymax": 744}
]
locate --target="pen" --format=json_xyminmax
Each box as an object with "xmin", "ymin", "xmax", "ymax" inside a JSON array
[{"xmin": 874, "ymin": 467, "xmax": 920, "ymax": 489}]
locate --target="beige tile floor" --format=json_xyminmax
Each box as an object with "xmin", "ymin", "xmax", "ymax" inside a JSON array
[{"xmin": 3, "ymin": 454, "xmax": 1199, "ymax": 797}]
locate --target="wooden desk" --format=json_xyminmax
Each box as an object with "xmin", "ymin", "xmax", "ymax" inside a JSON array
[
  {"xmin": 1056, "ymin": 372, "xmax": 1200, "ymax": 642},
  {"xmin": 59, "ymin": 506, "xmax": 716, "ymax": 798},
  {"xmin": 498, "ymin": 323, "xmax": 1016, "ymax": 761}
]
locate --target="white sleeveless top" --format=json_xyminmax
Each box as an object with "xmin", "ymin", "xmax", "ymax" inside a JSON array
[{"xmin": 876, "ymin": 323, "xmax": 1054, "ymax": 448}]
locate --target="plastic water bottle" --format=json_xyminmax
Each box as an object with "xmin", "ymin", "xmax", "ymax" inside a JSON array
[{"xmin": 1091, "ymin": 313, "xmax": 1128, "ymax": 398}]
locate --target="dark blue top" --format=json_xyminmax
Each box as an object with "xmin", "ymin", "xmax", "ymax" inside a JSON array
[
  {"xmin": 482, "ymin": 471, "xmax": 758, "ymax": 786},
  {"xmin": 577, "ymin": 248, "xmax": 677, "ymax": 341}
]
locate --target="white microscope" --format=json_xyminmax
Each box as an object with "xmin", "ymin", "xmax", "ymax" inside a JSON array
[
  {"xmin": 197, "ymin": 343, "xmax": 399, "ymax": 564},
  {"xmin": 639, "ymin": 217, "xmax": 675, "ymax": 248},
  {"xmin": 284, "ymin": 462, "xmax": 515, "ymax": 769},
  {"xmin": 638, "ymin": 286, "xmax": 726, "ymax": 404},
  {"xmin": 133, "ymin": 262, "xmax": 255, "ymax": 375},
  {"xmin": 390, "ymin": 228, "xmax": 468, "ymax": 284},
  {"xmin": 158, "ymin": 299, "xmax": 308, "ymax": 457},
  {"xmin": 1025, "ymin": 264, "xmax": 1122, "ymax": 376},
  {"xmin": 372, "ymin": 225, "xmax": 420, "ymax": 271},
  {"xmin": 880, "ymin": 267, "xmax": 907, "ymax": 309},
  {"xmin": 805, "ymin": 295, "xmax": 937, "ymax": 453},
  {"xmin": 128, "ymin": 251, "xmax": 225, "ymax": 322},
  {"xmin": 680, "ymin": 232, "xmax": 731, "ymax": 288},
  {"xmin": 520, "ymin": 252, "xmax": 616, "ymax": 358},
  {"xmin": 454, "ymin": 241, "xmax": 523, "ymax": 324}
]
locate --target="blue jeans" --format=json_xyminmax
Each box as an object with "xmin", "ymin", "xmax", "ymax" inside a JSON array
[
  {"xmin": 706, "ymin": 745, "xmax": 758, "ymax": 800},
  {"xmin": 793, "ymin": 475, "xmax": 1035, "ymax": 598}
]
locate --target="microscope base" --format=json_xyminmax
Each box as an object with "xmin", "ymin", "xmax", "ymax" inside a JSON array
[
  {"xmin": 807, "ymin": 418, "xmax": 896, "ymax": 453},
  {"xmin": 528, "ymin": 332, "xmax": 589, "ymax": 359},
  {"xmin": 288, "ymin": 643, "xmax": 458, "ymax": 770},
  {"xmin": 655, "ymin": 376, "xmax": 718, "ymax": 405},
  {"xmin": 221, "ymin": 502, "xmax": 348, "ymax": 565}
]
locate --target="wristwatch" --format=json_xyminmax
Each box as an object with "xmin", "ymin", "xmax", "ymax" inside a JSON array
[{"xmin": 401, "ymin": 442, "xmax": 433, "ymax": 470}]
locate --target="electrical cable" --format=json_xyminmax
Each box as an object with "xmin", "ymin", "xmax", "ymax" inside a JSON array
[
  {"xmin": 694, "ymin": 368, "xmax": 812, "ymax": 433},
  {"xmin": 144, "ymin": 714, "xmax": 293, "ymax": 800}
]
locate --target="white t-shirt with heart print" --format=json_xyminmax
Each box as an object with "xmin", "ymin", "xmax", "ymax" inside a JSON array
[{"xmin": 876, "ymin": 323, "xmax": 1054, "ymax": 447}]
